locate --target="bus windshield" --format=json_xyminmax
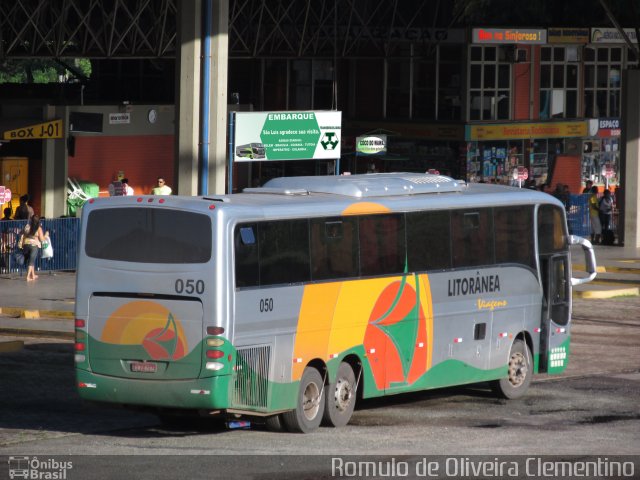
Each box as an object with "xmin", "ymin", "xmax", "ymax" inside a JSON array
[{"xmin": 85, "ymin": 207, "xmax": 212, "ymax": 263}]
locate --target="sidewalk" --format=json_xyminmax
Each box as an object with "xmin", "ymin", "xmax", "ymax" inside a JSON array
[{"xmin": 1, "ymin": 245, "xmax": 639, "ymax": 342}]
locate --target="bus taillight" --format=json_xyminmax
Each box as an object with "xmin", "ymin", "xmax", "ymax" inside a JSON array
[
  {"xmin": 75, "ymin": 318, "xmax": 87, "ymax": 363},
  {"xmin": 206, "ymin": 350, "xmax": 224, "ymax": 359},
  {"xmin": 207, "ymin": 326, "xmax": 225, "ymax": 336}
]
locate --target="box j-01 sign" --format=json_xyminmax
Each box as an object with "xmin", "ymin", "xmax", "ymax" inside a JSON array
[{"xmin": 3, "ymin": 119, "xmax": 63, "ymax": 141}]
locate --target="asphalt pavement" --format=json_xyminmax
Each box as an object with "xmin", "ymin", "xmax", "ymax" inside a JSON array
[{"xmin": 0, "ymin": 244, "xmax": 639, "ymax": 343}]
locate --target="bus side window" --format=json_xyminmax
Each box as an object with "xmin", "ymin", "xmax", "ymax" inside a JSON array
[
  {"xmin": 451, "ymin": 209, "xmax": 494, "ymax": 268},
  {"xmin": 259, "ymin": 219, "xmax": 310, "ymax": 285},
  {"xmin": 494, "ymin": 206, "xmax": 535, "ymax": 269},
  {"xmin": 406, "ymin": 210, "xmax": 451, "ymax": 272},
  {"xmin": 235, "ymin": 224, "xmax": 259, "ymax": 288},
  {"xmin": 359, "ymin": 214, "xmax": 406, "ymax": 277},
  {"xmin": 537, "ymin": 205, "xmax": 568, "ymax": 254},
  {"xmin": 310, "ymin": 218, "xmax": 358, "ymax": 281}
]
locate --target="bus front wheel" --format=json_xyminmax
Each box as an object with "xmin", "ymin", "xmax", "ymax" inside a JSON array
[
  {"xmin": 282, "ymin": 367, "xmax": 325, "ymax": 433},
  {"xmin": 322, "ymin": 362, "xmax": 356, "ymax": 427},
  {"xmin": 491, "ymin": 339, "xmax": 532, "ymax": 400}
]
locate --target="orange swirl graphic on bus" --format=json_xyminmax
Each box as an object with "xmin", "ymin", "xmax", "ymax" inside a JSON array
[
  {"xmin": 101, "ymin": 300, "xmax": 187, "ymax": 360},
  {"xmin": 363, "ymin": 279, "xmax": 428, "ymax": 390}
]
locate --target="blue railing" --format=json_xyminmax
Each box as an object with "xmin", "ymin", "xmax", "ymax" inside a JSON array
[
  {"xmin": 565, "ymin": 193, "xmax": 618, "ymax": 239},
  {"xmin": 0, "ymin": 218, "xmax": 80, "ymax": 274}
]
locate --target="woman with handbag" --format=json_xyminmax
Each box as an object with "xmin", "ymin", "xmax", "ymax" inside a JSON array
[{"xmin": 22, "ymin": 215, "xmax": 47, "ymax": 282}]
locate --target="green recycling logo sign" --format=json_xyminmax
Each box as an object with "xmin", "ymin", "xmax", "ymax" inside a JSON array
[{"xmin": 234, "ymin": 111, "xmax": 341, "ymax": 162}]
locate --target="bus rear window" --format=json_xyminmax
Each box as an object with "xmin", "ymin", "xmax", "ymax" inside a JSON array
[{"xmin": 85, "ymin": 208, "xmax": 212, "ymax": 263}]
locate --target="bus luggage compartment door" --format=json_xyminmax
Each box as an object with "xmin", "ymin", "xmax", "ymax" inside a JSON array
[{"xmin": 86, "ymin": 296, "xmax": 204, "ymax": 379}]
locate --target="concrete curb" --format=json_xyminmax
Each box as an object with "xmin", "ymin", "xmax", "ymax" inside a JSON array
[
  {"xmin": 573, "ymin": 286, "xmax": 640, "ymax": 299},
  {"xmin": 0, "ymin": 328, "xmax": 74, "ymax": 339},
  {"xmin": 0, "ymin": 307, "xmax": 74, "ymax": 319},
  {"xmin": 0, "ymin": 340, "xmax": 24, "ymax": 353}
]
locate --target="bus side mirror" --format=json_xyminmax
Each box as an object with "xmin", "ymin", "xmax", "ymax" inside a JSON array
[{"xmin": 569, "ymin": 235, "xmax": 597, "ymax": 286}]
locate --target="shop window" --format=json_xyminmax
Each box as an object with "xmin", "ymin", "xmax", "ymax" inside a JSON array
[
  {"xmin": 468, "ymin": 46, "xmax": 512, "ymax": 121},
  {"xmin": 539, "ymin": 47, "xmax": 579, "ymax": 119},
  {"xmin": 584, "ymin": 46, "xmax": 622, "ymax": 118}
]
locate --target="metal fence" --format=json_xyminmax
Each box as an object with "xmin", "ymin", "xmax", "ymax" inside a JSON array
[
  {"xmin": 0, "ymin": 218, "xmax": 80, "ymax": 275},
  {"xmin": 566, "ymin": 193, "xmax": 619, "ymax": 239}
]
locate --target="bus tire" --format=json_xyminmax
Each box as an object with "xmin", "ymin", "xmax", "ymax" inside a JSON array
[
  {"xmin": 282, "ymin": 367, "xmax": 325, "ymax": 433},
  {"xmin": 265, "ymin": 414, "xmax": 284, "ymax": 432},
  {"xmin": 322, "ymin": 362, "xmax": 356, "ymax": 428},
  {"xmin": 491, "ymin": 339, "xmax": 532, "ymax": 400}
]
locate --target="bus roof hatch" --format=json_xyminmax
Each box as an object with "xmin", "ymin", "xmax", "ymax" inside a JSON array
[{"xmin": 252, "ymin": 173, "xmax": 465, "ymax": 198}]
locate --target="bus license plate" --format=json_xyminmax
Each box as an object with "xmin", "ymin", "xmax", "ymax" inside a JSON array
[{"xmin": 130, "ymin": 362, "xmax": 157, "ymax": 373}]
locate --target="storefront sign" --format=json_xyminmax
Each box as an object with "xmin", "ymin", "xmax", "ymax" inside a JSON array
[
  {"xmin": 0, "ymin": 186, "xmax": 11, "ymax": 204},
  {"xmin": 109, "ymin": 113, "xmax": 131, "ymax": 124},
  {"xmin": 345, "ymin": 27, "xmax": 465, "ymax": 43},
  {"xmin": 591, "ymin": 28, "xmax": 638, "ymax": 44},
  {"xmin": 597, "ymin": 118, "xmax": 621, "ymax": 138},
  {"xmin": 603, "ymin": 163, "xmax": 615, "ymax": 178},
  {"xmin": 548, "ymin": 28, "xmax": 589, "ymax": 44},
  {"xmin": 3, "ymin": 119, "xmax": 63, "ymax": 140},
  {"xmin": 347, "ymin": 122, "xmax": 464, "ymax": 141},
  {"xmin": 233, "ymin": 111, "xmax": 342, "ymax": 161},
  {"xmin": 356, "ymin": 135, "xmax": 387, "ymax": 155},
  {"xmin": 472, "ymin": 28, "xmax": 546, "ymax": 44},
  {"xmin": 466, "ymin": 121, "xmax": 587, "ymax": 141}
]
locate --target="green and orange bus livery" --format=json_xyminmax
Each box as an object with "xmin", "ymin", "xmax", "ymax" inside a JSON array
[{"xmin": 75, "ymin": 173, "xmax": 597, "ymax": 432}]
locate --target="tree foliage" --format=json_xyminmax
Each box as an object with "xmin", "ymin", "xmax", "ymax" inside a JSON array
[{"xmin": 0, "ymin": 59, "xmax": 91, "ymax": 84}]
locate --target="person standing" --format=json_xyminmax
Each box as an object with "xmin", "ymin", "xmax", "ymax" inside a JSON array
[
  {"xmin": 151, "ymin": 177, "xmax": 172, "ymax": 195},
  {"xmin": 22, "ymin": 215, "xmax": 47, "ymax": 282},
  {"xmin": 599, "ymin": 189, "xmax": 614, "ymax": 232},
  {"xmin": 121, "ymin": 178, "xmax": 134, "ymax": 196},
  {"xmin": 14, "ymin": 194, "xmax": 34, "ymax": 220},
  {"xmin": 588, "ymin": 186, "xmax": 601, "ymax": 244}
]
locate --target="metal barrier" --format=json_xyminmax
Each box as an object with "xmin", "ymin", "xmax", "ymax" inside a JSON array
[
  {"xmin": 566, "ymin": 193, "xmax": 619, "ymax": 239},
  {"xmin": 566, "ymin": 194, "xmax": 590, "ymax": 237},
  {"xmin": 0, "ymin": 218, "xmax": 80, "ymax": 274}
]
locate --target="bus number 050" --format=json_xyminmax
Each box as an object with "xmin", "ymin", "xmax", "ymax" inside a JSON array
[
  {"xmin": 175, "ymin": 279, "xmax": 205, "ymax": 295},
  {"xmin": 260, "ymin": 298, "xmax": 274, "ymax": 312}
]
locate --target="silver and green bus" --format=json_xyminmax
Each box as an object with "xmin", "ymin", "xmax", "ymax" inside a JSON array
[{"xmin": 75, "ymin": 173, "xmax": 596, "ymax": 433}]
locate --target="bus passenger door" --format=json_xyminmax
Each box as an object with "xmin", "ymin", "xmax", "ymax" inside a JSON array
[{"xmin": 539, "ymin": 254, "xmax": 571, "ymax": 373}]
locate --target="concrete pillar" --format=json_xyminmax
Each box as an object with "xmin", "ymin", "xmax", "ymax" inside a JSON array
[
  {"xmin": 208, "ymin": 0, "xmax": 229, "ymax": 194},
  {"xmin": 621, "ymin": 70, "xmax": 640, "ymax": 248},
  {"xmin": 174, "ymin": 0, "xmax": 201, "ymax": 196},
  {"xmin": 43, "ymin": 105, "xmax": 68, "ymax": 218}
]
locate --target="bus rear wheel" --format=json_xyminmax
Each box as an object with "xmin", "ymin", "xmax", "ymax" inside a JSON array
[
  {"xmin": 322, "ymin": 362, "xmax": 356, "ymax": 427},
  {"xmin": 491, "ymin": 339, "xmax": 532, "ymax": 399},
  {"xmin": 282, "ymin": 367, "xmax": 325, "ymax": 433}
]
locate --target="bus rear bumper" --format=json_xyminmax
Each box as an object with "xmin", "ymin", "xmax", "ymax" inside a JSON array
[{"xmin": 76, "ymin": 369, "xmax": 231, "ymax": 410}]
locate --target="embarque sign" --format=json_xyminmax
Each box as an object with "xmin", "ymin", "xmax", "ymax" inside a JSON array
[{"xmin": 233, "ymin": 111, "xmax": 341, "ymax": 162}]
